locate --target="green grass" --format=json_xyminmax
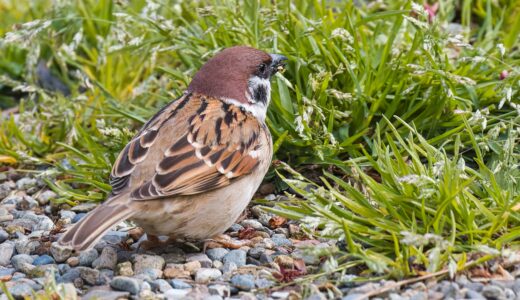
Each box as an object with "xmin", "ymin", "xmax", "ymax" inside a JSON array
[{"xmin": 0, "ymin": 0, "xmax": 519, "ymax": 280}]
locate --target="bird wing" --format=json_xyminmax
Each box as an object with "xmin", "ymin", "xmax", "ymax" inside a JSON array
[{"xmin": 109, "ymin": 92, "xmax": 268, "ymax": 200}]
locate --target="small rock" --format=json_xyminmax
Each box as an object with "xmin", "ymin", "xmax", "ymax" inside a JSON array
[
  {"xmin": 79, "ymin": 248, "xmax": 98, "ymax": 266},
  {"xmin": 240, "ymin": 219, "xmax": 263, "ymax": 230},
  {"xmin": 222, "ymin": 249, "xmax": 246, "ymax": 267},
  {"xmin": 115, "ymin": 261, "xmax": 134, "ymax": 276},
  {"xmin": 248, "ymin": 247, "xmax": 265, "ymax": 259},
  {"xmin": 92, "ymin": 247, "xmax": 117, "ymax": 270},
  {"xmin": 259, "ymin": 253, "xmax": 273, "ymax": 264},
  {"xmin": 163, "ymin": 288, "xmax": 190, "ymax": 299},
  {"xmin": 0, "ymin": 241, "xmax": 15, "ymax": 266},
  {"xmin": 195, "ymin": 268, "xmax": 222, "ymax": 283},
  {"xmin": 152, "ymin": 279, "xmax": 173, "ymax": 293},
  {"xmin": 67, "ymin": 257, "xmax": 79, "ymax": 267},
  {"xmin": 50, "ymin": 242, "xmax": 73, "ymax": 263},
  {"xmin": 0, "ymin": 229, "xmax": 8, "ymax": 243},
  {"xmin": 72, "ymin": 213, "xmax": 86, "ymax": 223},
  {"xmin": 228, "ymin": 223, "xmax": 243, "ymax": 232},
  {"xmin": 0, "ymin": 183, "xmax": 11, "ymax": 199},
  {"xmin": 213, "ymin": 260, "xmax": 223, "ymax": 269},
  {"xmin": 35, "ymin": 190, "xmax": 57, "ymax": 205},
  {"xmin": 170, "ymin": 279, "xmax": 192, "ymax": 289},
  {"xmin": 110, "ymin": 276, "xmax": 141, "ymax": 295},
  {"xmin": 60, "ymin": 210, "xmax": 76, "ymax": 221},
  {"xmin": 163, "ymin": 264, "xmax": 190, "ymax": 279},
  {"xmin": 222, "ymin": 262, "xmax": 237, "ymax": 274},
  {"xmin": 465, "ymin": 290, "xmax": 486, "ymax": 299},
  {"xmin": 133, "ymin": 254, "xmax": 165, "ymax": 274},
  {"xmin": 8, "ymin": 283, "xmax": 33, "ymax": 299},
  {"xmin": 15, "ymin": 238, "xmax": 40, "ymax": 255},
  {"xmin": 102, "ymin": 231, "xmax": 129, "ymax": 245},
  {"xmin": 231, "ymin": 274, "xmax": 255, "ymax": 291},
  {"xmin": 342, "ymin": 294, "xmax": 364, "ymax": 300},
  {"xmin": 481, "ymin": 285, "xmax": 505, "ymax": 299},
  {"xmin": 255, "ymin": 278, "xmax": 275, "ymax": 288},
  {"xmin": 27, "ymin": 264, "xmax": 58, "ymax": 278},
  {"xmin": 82, "ymin": 289, "xmax": 130, "ymax": 300},
  {"xmin": 57, "ymin": 268, "xmax": 81, "ymax": 283},
  {"xmin": 184, "ymin": 260, "xmax": 202, "ymax": 275},
  {"xmin": 209, "ymin": 284, "xmax": 230, "ymax": 297},
  {"xmin": 186, "ymin": 253, "xmax": 212, "ymax": 268},
  {"xmin": 11, "ymin": 254, "xmax": 34, "ymax": 272},
  {"xmin": 274, "ymin": 255, "xmax": 294, "ymax": 268},
  {"xmin": 271, "ymin": 234, "xmax": 292, "ymax": 247},
  {"xmin": 70, "ymin": 203, "xmax": 97, "ymax": 212},
  {"xmin": 136, "ymin": 267, "xmax": 162, "ymax": 280},
  {"xmin": 163, "ymin": 248, "xmax": 186, "ymax": 264},
  {"xmin": 16, "ymin": 178, "xmax": 37, "ymax": 191},
  {"xmin": 33, "ymin": 255, "xmax": 55, "ymax": 266},
  {"xmin": 207, "ymin": 248, "xmax": 229, "ymax": 262},
  {"xmin": 410, "ymin": 291, "xmax": 428, "ymax": 300},
  {"xmin": 77, "ymin": 266, "xmax": 100, "ymax": 285}
]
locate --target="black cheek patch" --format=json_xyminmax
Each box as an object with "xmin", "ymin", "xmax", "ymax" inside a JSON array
[{"xmin": 252, "ymin": 85, "xmax": 268, "ymax": 105}]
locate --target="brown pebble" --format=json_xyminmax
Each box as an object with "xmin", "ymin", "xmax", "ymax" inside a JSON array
[
  {"xmin": 67, "ymin": 257, "xmax": 79, "ymax": 267},
  {"xmin": 163, "ymin": 264, "xmax": 190, "ymax": 279},
  {"xmin": 183, "ymin": 261, "xmax": 201, "ymax": 275},
  {"xmin": 258, "ymin": 183, "xmax": 275, "ymax": 195},
  {"xmin": 274, "ymin": 255, "xmax": 294, "ymax": 268}
]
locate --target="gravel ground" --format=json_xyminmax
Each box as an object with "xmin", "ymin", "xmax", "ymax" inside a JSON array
[{"xmin": 1, "ymin": 171, "xmax": 520, "ymax": 300}]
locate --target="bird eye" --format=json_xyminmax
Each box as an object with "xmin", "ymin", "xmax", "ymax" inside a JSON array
[{"xmin": 258, "ymin": 63, "xmax": 267, "ymax": 73}]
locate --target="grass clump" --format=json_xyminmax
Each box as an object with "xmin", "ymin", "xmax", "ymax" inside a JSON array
[{"xmin": 0, "ymin": 0, "xmax": 519, "ymax": 279}]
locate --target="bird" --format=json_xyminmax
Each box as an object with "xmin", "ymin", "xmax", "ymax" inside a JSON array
[{"xmin": 58, "ymin": 46, "xmax": 287, "ymax": 251}]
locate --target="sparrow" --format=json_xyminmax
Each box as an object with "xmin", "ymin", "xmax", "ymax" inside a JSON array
[{"xmin": 59, "ymin": 46, "xmax": 287, "ymax": 251}]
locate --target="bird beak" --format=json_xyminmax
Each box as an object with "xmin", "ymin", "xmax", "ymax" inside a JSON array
[{"xmin": 269, "ymin": 53, "xmax": 288, "ymax": 76}]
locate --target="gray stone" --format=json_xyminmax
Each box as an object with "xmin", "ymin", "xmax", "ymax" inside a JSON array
[
  {"xmin": 248, "ymin": 247, "xmax": 265, "ymax": 259},
  {"xmin": 33, "ymin": 255, "xmax": 55, "ymax": 266},
  {"xmin": 72, "ymin": 213, "xmax": 86, "ymax": 223},
  {"xmin": 240, "ymin": 219, "xmax": 263, "ymax": 230},
  {"xmin": 465, "ymin": 290, "xmax": 486, "ymax": 299},
  {"xmin": 504, "ymin": 288, "xmax": 515, "ymax": 299},
  {"xmin": 98, "ymin": 269, "xmax": 114, "ymax": 284},
  {"xmin": 59, "ymin": 210, "xmax": 76, "ymax": 221},
  {"xmin": 222, "ymin": 249, "xmax": 246, "ymax": 267},
  {"xmin": 512, "ymin": 278, "xmax": 520, "ymax": 294},
  {"xmin": 481, "ymin": 285, "xmax": 505, "ymax": 299},
  {"xmin": 170, "ymin": 279, "xmax": 192, "ymax": 289},
  {"xmin": 195, "ymin": 268, "xmax": 222, "ymax": 283},
  {"xmin": 16, "ymin": 195, "xmax": 39, "ymax": 210},
  {"xmin": 230, "ymin": 274, "xmax": 255, "ymax": 291},
  {"xmin": 12, "ymin": 254, "xmax": 34, "ymax": 272},
  {"xmin": 133, "ymin": 254, "xmax": 165, "ymax": 274},
  {"xmin": 110, "ymin": 276, "xmax": 141, "ymax": 295},
  {"xmin": 163, "ymin": 288, "xmax": 190, "ymax": 299},
  {"xmin": 36, "ymin": 190, "xmax": 57, "ymax": 205},
  {"xmin": 162, "ymin": 248, "xmax": 186, "ymax": 264},
  {"xmin": 137, "ymin": 268, "xmax": 162, "ymax": 280},
  {"xmin": 77, "ymin": 266, "xmax": 100, "ymax": 285},
  {"xmin": 255, "ymin": 278, "xmax": 275, "ymax": 288},
  {"xmin": 79, "ymin": 248, "xmax": 98, "ymax": 266},
  {"xmin": 0, "ymin": 268, "xmax": 15, "ymax": 277},
  {"xmin": 102, "ymin": 231, "xmax": 129, "ymax": 245},
  {"xmin": 50, "ymin": 242, "xmax": 72, "ymax": 263},
  {"xmin": 92, "ymin": 247, "xmax": 117, "ymax": 270},
  {"xmin": 222, "ymin": 261, "xmax": 237, "ymax": 274},
  {"xmin": 207, "ymin": 248, "xmax": 229, "ymax": 262},
  {"xmin": 15, "ymin": 238, "xmax": 40, "ymax": 255},
  {"xmin": 0, "ymin": 241, "xmax": 15, "ymax": 266},
  {"xmin": 115, "ymin": 261, "xmax": 133, "ymax": 276},
  {"xmin": 16, "ymin": 178, "xmax": 37, "ymax": 191},
  {"xmin": 259, "ymin": 252, "xmax": 273, "ymax": 264},
  {"xmin": 271, "ymin": 233, "xmax": 292, "ymax": 247},
  {"xmin": 8, "ymin": 283, "xmax": 33, "ymax": 300},
  {"xmin": 0, "ymin": 229, "xmax": 8, "ymax": 243},
  {"xmin": 228, "ymin": 223, "xmax": 243, "ymax": 232},
  {"xmin": 57, "ymin": 268, "xmax": 80, "ymax": 283},
  {"xmin": 82, "ymin": 289, "xmax": 130, "ymax": 300},
  {"xmin": 186, "ymin": 253, "xmax": 212, "ymax": 268},
  {"xmin": 342, "ymin": 294, "xmax": 364, "ymax": 300},
  {"xmin": 0, "ymin": 183, "xmax": 11, "ymax": 200},
  {"xmin": 209, "ymin": 284, "xmax": 230, "ymax": 297},
  {"xmin": 152, "ymin": 279, "xmax": 172, "ymax": 292}
]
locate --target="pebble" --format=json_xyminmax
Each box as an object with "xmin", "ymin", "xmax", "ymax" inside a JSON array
[
  {"xmin": 231, "ymin": 274, "xmax": 255, "ymax": 291},
  {"xmin": 207, "ymin": 248, "xmax": 229, "ymax": 262},
  {"xmin": 33, "ymin": 255, "xmax": 55, "ymax": 266},
  {"xmin": 82, "ymin": 289, "xmax": 130, "ymax": 300},
  {"xmin": 465, "ymin": 290, "xmax": 486, "ymax": 299},
  {"xmin": 170, "ymin": 279, "xmax": 192, "ymax": 289},
  {"xmin": 133, "ymin": 254, "xmax": 165, "ymax": 274},
  {"xmin": 92, "ymin": 247, "xmax": 117, "ymax": 270},
  {"xmin": 16, "ymin": 178, "xmax": 37, "ymax": 191},
  {"xmin": 110, "ymin": 276, "xmax": 141, "ymax": 295},
  {"xmin": 209, "ymin": 284, "xmax": 230, "ymax": 297},
  {"xmin": 255, "ymin": 278, "xmax": 275, "ymax": 288},
  {"xmin": 57, "ymin": 268, "xmax": 80, "ymax": 283},
  {"xmin": 248, "ymin": 247, "xmax": 265, "ymax": 259},
  {"xmin": 229, "ymin": 223, "xmax": 243, "ymax": 232},
  {"xmin": 77, "ymin": 266, "xmax": 100, "ymax": 285},
  {"xmin": 15, "ymin": 238, "xmax": 40, "ymax": 254},
  {"xmin": 222, "ymin": 262, "xmax": 237, "ymax": 274},
  {"xmin": 223, "ymin": 249, "xmax": 247, "ymax": 267},
  {"xmin": 274, "ymin": 255, "xmax": 294, "ymax": 268},
  {"xmin": 241, "ymin": 219, "xmax": 264, "ymax": 230},
  {"xmin": 116, "ymin": 261, "xmax": 134, "ymax": 276},
  {"xmin": 0, "ymin": 229, "xmax": 8, "ymax": 243},
  {"xmin": 163, "ymin": 264, "xmax": 190, "ymax": 279},
  {"xmin": 184, "ymin": 260, "xmax": 202, "ymax": 275},
  {"xmin": 70, "ymin": 203, "xmax": 97, "ymax": 212},
  {"xmin": 79, "ymin": 248, "xmax": 99, "ymax": 266},
  {"xmin": 67, "ymin": 256, "xmax": 79, "ymax": 267},
  {"xmin": 271, "ymin": 234, "xmax": 292, "ymax": 247},
  {"xmin": 35, "ymin": 190, "xmax": 57, "ymax": 205},
  {"xmin": 152, "ymin": 279, "xmax": 173, "ymax": 293},
  {"xmin": 72, "ymin": 213, "xmax": 86, "ymax": 223},
  {"xmin": 186, "ymin": 253, "xmax": 212, "ymax": 268},
  {"xmin": 163, "ymin": 288, "xmax": 190, "ymax": 299},
  {"xmin": 0, "ymin": 183, "xmax": 11, "ymax": 199},
  {"xmin": 195, "ymin": 268, "xmax": 222, "ymax": 283},
  {"xmin": 50, "ymin": 242, "xmax": 73, "ymax": 263},
  {"xmin": 7, "ymin": 283, "xmax": 33, "ymax": 299},
  {"xmin": 11, "ymin": 254, "xmax": 34, "ymax": 272},
  {"xmin": 60, "ymin": 210, "xmax": 76, "ymax": 221},
  {"xmin": 16, "ymin": 195, "xmax": 39, "ymax": 210},
  {"xmin": 0, "ymin": 241, "xmax": 15, "ymax": 266},
  {"xmin": 162, "ymin": 248, "xmax": 186, "ymax": 264},
  {"xmin": 481, "ymin": 285, "xmax": 505, "ymax": 299}
]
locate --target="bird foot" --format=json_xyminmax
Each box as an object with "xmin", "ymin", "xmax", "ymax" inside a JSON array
[{"xmin": 203, "ymin": 234, "xmax": 250, "ymax": 252}]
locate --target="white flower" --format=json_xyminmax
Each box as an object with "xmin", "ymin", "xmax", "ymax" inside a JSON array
[{"xmin": 497, "ymin": 43, "xmax": 505, "ymax": 57}]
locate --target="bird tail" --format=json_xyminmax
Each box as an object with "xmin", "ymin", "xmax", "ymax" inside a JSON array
[{"xmin": 58, "ymin": 195, "xmax": 134, "ymax": 251}]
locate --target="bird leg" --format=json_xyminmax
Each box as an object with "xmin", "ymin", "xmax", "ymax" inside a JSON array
[{"xmin": 203, "ymin": 234, "xmax": 251, "ymax": 252}]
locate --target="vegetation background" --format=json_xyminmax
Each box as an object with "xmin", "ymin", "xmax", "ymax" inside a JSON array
[{"xmin": 0, "ymin": 0, "xmax": 519, "ymax": 281}]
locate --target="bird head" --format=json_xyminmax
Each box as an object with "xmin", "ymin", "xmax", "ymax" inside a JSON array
[{"xmin": 187, "ymin": 46, "xmax": 287, "ymax": 121}]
